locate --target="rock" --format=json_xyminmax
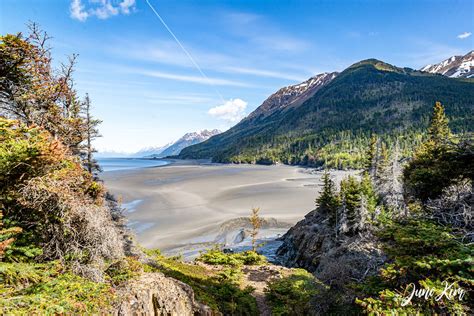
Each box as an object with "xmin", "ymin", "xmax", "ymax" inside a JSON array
[
  {"xmin": 114, "ymin": 272, "xmax": 214, "ymax": 316},
  {"xmin": 233, "ymin": 229, "xmax": 248, "ymax": 244},
  {"xmin": 276, "ymin": 208, "xmax": 387, "ymax": 312}
]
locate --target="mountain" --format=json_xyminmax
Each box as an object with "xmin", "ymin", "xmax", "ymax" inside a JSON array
[
  {"xmin": 132, "ymin": 143, "xmax": 173, "ymax": 158},
  {"xmin": 95, "ymin": 150, "xmax": 134, "ymax": 158},
  {"xmin": 154, "ymin": 129, "xmax": 221, "ymax": 158},
  {"xmin": 420, "ymin": 51, "xmax": 473, "ymax": 78},
  {"xmin": 248, "ymin": 72, "xmax": 338, "ymax": 120},
  {"xmin": 179, "ymin": 58, "xmax": 474, "ymax": 167}
]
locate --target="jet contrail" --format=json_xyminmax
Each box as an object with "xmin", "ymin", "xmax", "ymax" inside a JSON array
[{"xmin": 145, "ymin": 0, "xmax": 225, "ymax": 104}]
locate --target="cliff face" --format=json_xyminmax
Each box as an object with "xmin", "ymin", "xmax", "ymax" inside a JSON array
[
  {"xmin": 115, "ymin": 272, "xmax": 214, "ymax": 316},
  {"xmin": 277, "ymin": 208, "xmax": 386, "ymax": 282},
  {"xmin": 276, "ymin": 208, "xmax": 387, "ymax": 312}
]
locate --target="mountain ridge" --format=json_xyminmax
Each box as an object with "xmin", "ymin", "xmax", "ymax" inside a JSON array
[
  {"xmin": 420, "ymin": 51, "xmax": 473, "ymax": 78},
  {"xmin": 179, "ymin": 56, "xmax": 474, "ymax": 167},
  {"xmin": 153, "ymin": 129, "xmax": 221, "ymax": 158}
]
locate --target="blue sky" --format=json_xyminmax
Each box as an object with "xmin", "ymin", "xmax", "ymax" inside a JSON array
[{"xmin": 1, "ymin": 0, "xmax": 473, "ymax": 153}]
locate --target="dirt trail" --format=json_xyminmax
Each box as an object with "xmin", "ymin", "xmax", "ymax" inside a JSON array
[{"xmin": 241, "ymin": 265, "xmax": 292, "ymax": 316}]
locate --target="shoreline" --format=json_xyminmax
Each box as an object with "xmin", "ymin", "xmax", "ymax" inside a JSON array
[{"xmin": 101, "ymin": 159, "xmax": 354, "ymax": 258}]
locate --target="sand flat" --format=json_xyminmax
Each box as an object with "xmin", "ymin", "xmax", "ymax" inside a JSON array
[{"xmin": 101, "ymin": 160, "xmax": 351, "ymax": 252}]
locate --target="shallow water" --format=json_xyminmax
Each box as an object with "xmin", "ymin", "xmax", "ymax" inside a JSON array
[{"xmin": 98, "ymin": 158, "xmax": 169, "ymax": 172}]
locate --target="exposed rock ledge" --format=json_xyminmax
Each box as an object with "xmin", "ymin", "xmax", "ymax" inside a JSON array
[
  {"xmin": 276, "ymin": 208, "xmax": 387, "ymax": 311},
  {"xmin": 114, "ymin": 272, "xmax": 215, "ymax": 316}
]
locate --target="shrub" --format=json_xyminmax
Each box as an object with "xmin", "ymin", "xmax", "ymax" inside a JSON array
[
  {"xmin": 355, "ymin": 219, "xmax": 473, "ymax": 314},
  {"xmin": 0, "ymin": 119, "xmax": 123, "ymax": 263},
  {"xmin": 146, "ymin": 251, "xmax": 258, "ymax": 315},
  {"xmin": 105, "ymin": 257, "xmax": 143, "ymax": 285},
  {"xmin": 0, "ymin": 262, "xmax": 115, "ymax": 314},
  {"xmin": 197, "ymin": 248, "xmax": 267, "ymax": 266},
  {"xmin": 265, "ymin": 269, "xmax": 324, "ymax": 315}
]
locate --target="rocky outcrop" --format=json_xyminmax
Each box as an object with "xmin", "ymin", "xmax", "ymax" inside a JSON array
[
  {"xmin": 114, "ymin": 272, "xmax": 214, "ymax": 316},
  {"xmin": 277, "ymin": 208, "xmax": 386, "ymax": 279},
  {"xmin": 276, "ymin": 208, "xmax": 387, "ymax": 312}
]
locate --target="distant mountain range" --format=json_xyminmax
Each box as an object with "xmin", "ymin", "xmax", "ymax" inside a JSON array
[
  {"xmin": 96, "ymin": 129, "xmax": 221, "ymax": 158},
  {"xmin": 179, "ymin": 53, "xmax": 474, "ymax": 167},
  {"xmin": 420, "ymin": 51, "xmax": 473, "ymax": 78},
  {"xmin": 153, "ymin": 129, "xmax": 221, "ymax": 158}
]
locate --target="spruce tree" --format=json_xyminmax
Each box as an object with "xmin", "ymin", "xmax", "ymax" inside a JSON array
[
  {"xmin": 366, "ymin": 134, "xmax": 378, "ymax": 177},
  {"xmin": 316, "ymin": 171, "xmax": 340, "ymax": 228},
  {"xmin": 339, "ymin": 176, "xmax": 361, "ymax": 234},
  {"xmin": 428, "ymin": 101, "xmax": 451, "ymax": 145},
  {"xmin": 81, "ymin": 94, "xmax": 102, "ymax": 176}
]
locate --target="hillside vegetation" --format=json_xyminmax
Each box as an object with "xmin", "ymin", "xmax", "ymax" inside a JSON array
[
  {"xmin": 1, "ymin": 24, "xmax": 472, "ymax": 315},
  {"xmin": 180, "ymin": 59, "xmax": 473, "ymax": 169},
  {"xmin": 275, "ymin": 103, "xmax": 473, "ymax": 314},
  {"xmin": 0, "ymin": 25, "xmax": 261, "ymax": 315}
]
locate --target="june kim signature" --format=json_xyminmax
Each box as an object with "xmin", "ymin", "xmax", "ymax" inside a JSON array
[{"xmin": 401, "ymin": 281, "xmax": 466, "ymax": 306}]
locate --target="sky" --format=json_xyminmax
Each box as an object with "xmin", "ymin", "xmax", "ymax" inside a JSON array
[{"xmin": 1, "ymin": 0, "xmax": 473, "ymax": 153}]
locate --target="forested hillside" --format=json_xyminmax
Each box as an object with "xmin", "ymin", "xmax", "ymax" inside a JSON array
[
  {"xmin": 275, "ymin": 103, "xmax": 473, "ymax": 314},
  {"xmin": 180, "ymin": 59, "xmax": 474, "ymax": 168}
]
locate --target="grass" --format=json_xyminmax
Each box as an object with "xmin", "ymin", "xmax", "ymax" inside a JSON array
[{"xmin": 145, "ymin": 248, "xmax": 259, "ymax": 315}]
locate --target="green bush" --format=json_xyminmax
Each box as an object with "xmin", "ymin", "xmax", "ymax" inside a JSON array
[
  {"xmin": 356, "ymin": 219, "xmax": 473, "ymax": 314},
  {"xmin": 146, "ymin": 251, "xmax": 259, "ymax": 315},
  {"xmin": 105, "ymin": 256, "xmax": 143, "ymax": 285},
  {"xmin": 197, "ymin": 248, "xmax": 267, "ymax": 266},
  {"xmin": 265, "ymin": 269, "xmax": 325, "ymax": 316}
]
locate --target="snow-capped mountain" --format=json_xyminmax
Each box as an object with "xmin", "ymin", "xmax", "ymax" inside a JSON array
[
  {"xmin": 420, "ymin": 51, "xmax": 473, "ymax": 78},
  {"xmin": 149, "ymin": 129, "xmax": 221, "ymax": 158},
  {"xmin": 131, "ymin": 143, "xmax": 173, "ymax": 158},
  {"xmin": 247, "ymin": 72, "xmax": 339, "ymax": 120}
]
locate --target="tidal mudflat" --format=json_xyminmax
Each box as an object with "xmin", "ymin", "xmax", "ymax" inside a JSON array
[{"xmin": 101, "ymin": 160, "xmax": 353, "ymax": 258}]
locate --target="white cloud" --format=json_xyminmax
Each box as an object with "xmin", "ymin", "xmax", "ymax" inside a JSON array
[
  {"xmin": 70, "ymin": 0, "xmax": 136, "ymax": 21},
  {"xmin": 70, "ymin": 0, "xmax": 88, "ymax": 21},
  {"xmin": 208, "ymin": 99, "xmax": 248, "ymax": 122},
  {"xmin": 457, "ymin": 32, "xmax": 472, "ymax": 39},
  {"xmin": 119, "ymin": 0, "xmax": 135, "ymax": 14}
]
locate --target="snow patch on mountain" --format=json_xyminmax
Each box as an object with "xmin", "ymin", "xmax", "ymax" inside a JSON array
[
  {"xmin": 149, "ymin": 129, "xmax": 221, "ymax": 158},
  {"xmin": 421, "ymin": 51, "xmax": 473, "ymax": 78},
  {"xmin": 247, "ymin": 72, "xmax": 338, "ymax": 120}
]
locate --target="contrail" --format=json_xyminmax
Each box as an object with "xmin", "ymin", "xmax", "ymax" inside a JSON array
[{"xmin": 145, "ymin": 0, "xmax": 225, "ymax": 104}]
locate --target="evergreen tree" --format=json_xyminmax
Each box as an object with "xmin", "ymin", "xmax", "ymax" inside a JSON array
[
  {"xmin": 428, "ymin": 101, "xmax": 451, "ymax": 145},
  {"xmin": 316, "ymin": 171, "xmax": 340, "ymax": 234},
  {"xmin": 81, "ymin": 94, "xmax": 102, "ymax": 176},
  {"xmin": 404, "ymin": 102, "xmax": 456, "ymax": 201},
  {"xmin": 316, "ymin": 171, "xmax": 339, "ymax": 212},
  {"xmin": 339, "ymin": 176, "xmax": 361, "ymax": 234},
  {"xmin": 366, "ymin": 134, "xmax": 378, "ymax": 178}
]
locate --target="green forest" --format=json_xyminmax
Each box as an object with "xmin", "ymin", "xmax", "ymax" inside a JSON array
[{"xmin": 180, "ymin": 60, "xmax": 474, "ymax": 169}]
